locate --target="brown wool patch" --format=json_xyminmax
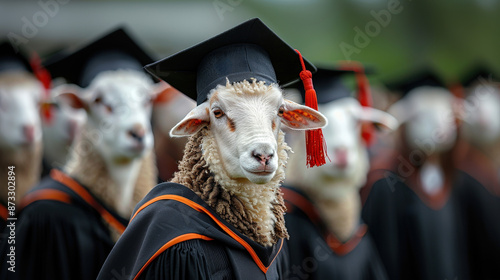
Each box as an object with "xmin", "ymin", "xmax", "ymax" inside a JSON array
[{"xmin": 227, "ymin": 117, "xmax": 236, "ymax": 132}]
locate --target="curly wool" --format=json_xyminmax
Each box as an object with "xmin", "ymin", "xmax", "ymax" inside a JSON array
[{"xmin": 172, "ymin": 128, "xmax": 290, "ymax": 247}]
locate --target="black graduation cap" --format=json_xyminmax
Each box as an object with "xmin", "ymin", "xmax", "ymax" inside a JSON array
[
  {"xmin": 144, "ymin": 18, "xmax": 316, "ymax": 105},
  {"xmin": 0, "ymin": 41, "xmax": 32, "ymax": 73},
  {"xmin": 460, "ymin": 64, "xmax": 499, "ymax": 87},
  {"xmin": 288, "ymin": 64, "xmax": 375, "ymax": 104},
  {"xmin": 44, "ymin": 27, "xmax": 154, "ymax": 87},
  {"xmin": 288, "ymin": 68, "xmax": 352, "ymax": 104},
  {"xmin": 385, "ymin": 68, "xmax": 444, "ymax": 96}
]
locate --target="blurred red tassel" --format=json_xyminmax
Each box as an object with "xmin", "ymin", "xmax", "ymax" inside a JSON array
[
  {"xmin": 340, "ymin": 61, "xmax": 375, "ymax": 146},
  {"xmin": 295, "ymin": 49, "xmax": 328, "ymax": 168},
  {"xmin": 30, "ymin": 52, "xmax": 54, "ymax": 124}
]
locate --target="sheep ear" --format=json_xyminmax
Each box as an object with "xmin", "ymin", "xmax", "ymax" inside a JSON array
[
  {"xmin": 53, "ymin": 84, "xmax": 89, "ymax": 111},
  {"xmin": 152, "ymin": 82, "xmax": 180, "ymax": 104},
  {"xmin": 387, "ymin": 99, "xmax": 412, "ymax": 124},
  {"xmin": 358, "ymin": 107, "xmax": 399, "ymax": 130},
  {"xmin": 170, "ymin": 102, "xmax": 210, "ymax": 137},
  {"xmin": 281, "ymin": 99, "xmax": 328, "ymax": 130}
]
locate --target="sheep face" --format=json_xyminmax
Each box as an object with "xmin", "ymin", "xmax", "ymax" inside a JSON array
[
  {"xmin": 58, "ymin": 70, "xmax": 156, "ymax": 163},
  {"xmin": 171, "ymin": 80, "xmax": 327, "ymax": 184},
  {"xmin": 312, "ymin": 98, "xmax": 398, "ymax": 180},
  {"xmin": 0, "ymin": 72, "xmax": 43, "ymax": 150},
  {"xmin": 462, "ymin": 84, "xmax": 500, "ymax": 146},
  {"xmin": 389, "ymin": 87, "xmax": 459, "ymax": 154}
]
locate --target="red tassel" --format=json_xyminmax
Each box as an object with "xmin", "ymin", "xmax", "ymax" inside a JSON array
[
  {"xmin": 30, "ymin": 52, "xmax": 53, "ymax": 124},
  {"xmin": 339, "ymin": 61, "xmax": 375, "ymax": 146},
  {"xmin": 295, "ymin": 49, "xmax": 329, "ymax": 168}
]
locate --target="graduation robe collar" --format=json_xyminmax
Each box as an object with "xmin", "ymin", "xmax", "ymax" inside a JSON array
[
  {"xmin": 20, "ymin": 169, "xmax": 128, "ymax": 234},
  {"xmin": 282, "ymin": 185, "xmax": 367, "ymax": 256},
  {"xmin": 98, "ymin": 182, "xmax": 285, "ymax": 280}
]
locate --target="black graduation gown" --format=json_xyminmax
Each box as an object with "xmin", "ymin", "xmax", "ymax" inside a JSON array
[
  {"xmin": 97, "ymin": 182, "xmax": 288, "ymax": 280},
  {"xmin": 458, "ymin": 147, "xmax": 500, "ymax": 279},
  {"xmin": 0, "ymin": 169, "xmax": 128, "ymax": 280},
  {"xmin": 361, "ymin": 170, "xmax": 472, "ymax": 280},
  {"xmin": 281, "ymin": 186, "xmax": 388, "ymax": 280}
]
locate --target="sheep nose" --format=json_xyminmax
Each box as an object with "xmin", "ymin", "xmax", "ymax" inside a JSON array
[
  {"xmin": 23, "ymin": 125, "xmax": 35, "ymax": 143},
  {"xmin": 252, "ymin": 150, "xmax": 274, "ymax": 166},
  {"xmin": 128, "ymin": 124, "xmax": 146, "ymax": 143},
  {"xmin": 334, "ymin": 147, "xmax": 348, "ymax": 168}
]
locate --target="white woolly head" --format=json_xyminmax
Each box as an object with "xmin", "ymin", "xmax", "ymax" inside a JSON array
[
  {"xmin": 57, "ymin": 70, "xmax": 157, "ymax": 163},
  {"xmin": 170, "ymin": 79, "xmax": 327, "ymax": 184},
  {"xmin": 462, "ymin": 84, "xmax": 500, "ymax": 146},
  {"xmin": 0, "ymin": 71, "xmax": 43, "ymax": 150},
  {"xmin": 389, "ymin": 86, "xmax": 460, "ymax": 154},
  {"xmin": 317, "ymin": 98, "xmax": 397, "ymax": 179}
]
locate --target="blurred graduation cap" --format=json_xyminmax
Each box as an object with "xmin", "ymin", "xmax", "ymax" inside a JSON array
[
  {"xmin": 385, "ymin": 68, "xmax": 444, "ymax": 96},
  {"xmin": 0, "ymin": 41, "xmax": 32, "ymax": 73},
  {"xmin": 288, "ymin": 62, "xmax": 377, "ymax": 145},
  {"xmin": 44, "ymin": 27, "xmax": 154, "ymax": 87},
  {"xmin": 144, "ymin": 18, "xmax": 316, "ymax": 105},
  {"xmin": 287, "ymin": 62, "xmax": 375, "ymax": 104},
  {"xmin": 459, "ymin": 64, "xmax": 499, "ymax": 87}
]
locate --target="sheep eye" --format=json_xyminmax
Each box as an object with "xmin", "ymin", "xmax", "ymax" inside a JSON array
[
  {"xmin": 213, "ymin": 108, "xmax": 225, "ymax": 118},
  {"xmin": 278, "ymin": 106, "xmax": 285, "ymax": 117},
  {"xmin": 94, "ymin": 96, "xmax": 113, "ymax": 113}
]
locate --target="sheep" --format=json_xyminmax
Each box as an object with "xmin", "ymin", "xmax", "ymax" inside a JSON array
[
  {"xmin": 361, "ymin": 86, "xmax": 474, "ymax": 280},
  {"xmin": 0, "ymin": 71, "xmax": 44, "ymax": 207},
  {"xmin": 60, "ymin": 69, "xmax": 158, "ymax": 219},
  {"xmin": 1, "ymin": 69, "xmax": 160, "ymax": 280},
  {"xmin": 40, "ymin": 82, "xmax": 87, "ymax": 176},
  {"xmin": 97, "ymin": 80, "xmax": 327, "ymax": 280},
  {"xmin": 285, "ymin": 97, "xmax": 398, "ymax": 239},
  {"xmin": 457, "ymin": 80, "xmax": 500, "ymax": 279},
  {"xmin": 282, "ymin": 93, "xmax": 397, "ymax": 279}
]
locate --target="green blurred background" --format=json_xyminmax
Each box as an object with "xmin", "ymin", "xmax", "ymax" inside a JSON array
[{"xmin": 2, "ymin": 0, "xmax": 500, "ymax": 84}]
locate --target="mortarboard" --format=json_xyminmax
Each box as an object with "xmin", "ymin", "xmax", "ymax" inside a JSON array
[
  {"xmin": 0, "ymin": 41, "xmax": 32, "ymax": 73},
  {"xmin": 303, "ymin": 68, "xmax": 354, "ymax": 104},
  {"xmin": 44, "ymin": 27, "xmax": 154, "ymax": 87},
  {"xmin": 292, "ymin": 62, "xmax": 377, "ymax": 145},
  {"xmin": 144, "ymin": 18, "xmax": 316, "ymax": 105},
  {"xmin": 385, "ymin": 68, "xmax": 444, "ymax": 97},
  {"xmin": 290, "ymin": 64, "xmax": 376, "ymax": 104},
  {"xmin": 460, "ymin": 64, "xmax": 499, "ymax": 87}
]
